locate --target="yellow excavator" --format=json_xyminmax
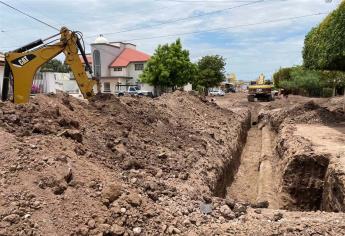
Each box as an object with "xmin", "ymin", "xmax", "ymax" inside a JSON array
[
  {"xmin": 2, "ymin": 27, "xmax": 96, "ymax": 104},
  {"xmin": 247, "ymin": 73, "xmax": 274, "ymax": 102}
]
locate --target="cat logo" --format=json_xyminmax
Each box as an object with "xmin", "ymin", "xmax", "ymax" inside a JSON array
[{"xmin": 11, "ymin": 54, "xmax": 36, "ymax": 68}]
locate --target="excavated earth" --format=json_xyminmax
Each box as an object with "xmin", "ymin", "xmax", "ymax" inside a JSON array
[{"xmin": 0, "ymin": 91, "xmax": 344, "ymax": 236}]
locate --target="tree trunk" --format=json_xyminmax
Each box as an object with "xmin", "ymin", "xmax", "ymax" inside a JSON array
[{"xmin": 204, "ymin": 87, "xmax": 209, "ymax": 96}]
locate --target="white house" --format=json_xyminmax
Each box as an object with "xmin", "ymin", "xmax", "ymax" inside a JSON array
[
  {"xmin": 82, "ymin": 35, "xmax": 153, "ymax": 94},
  {"xmin": 33, "ymin": 72, "xmax": 84, "ymax": 98}
]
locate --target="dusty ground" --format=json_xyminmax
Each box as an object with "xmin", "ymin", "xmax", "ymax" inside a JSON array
[{"xmin": 0, "ymin": 91, "xmax": 344, "ymax": 235}]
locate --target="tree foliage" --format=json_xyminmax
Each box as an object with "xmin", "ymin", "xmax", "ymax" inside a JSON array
[
  {"xmin": 40, "ymin": 59, "xmax": 70, "ymax": 73},
  {"xmin": 303, "ymin": 1, "xmax": 345, "ymax": 71},
  {"xmin": 273, "ymin": 67, "xmax": 294, "ymax": 87},
  {"xmin": 140, "ymin": 39, "xmax": 196, "ymax": 90},
  {"xmin": 194, "ymin": 55, "xmax": 226, "ymax": 94},
  {"xmin": 273, "ymin": 66, "xmax": 345, "ymax": 97}
]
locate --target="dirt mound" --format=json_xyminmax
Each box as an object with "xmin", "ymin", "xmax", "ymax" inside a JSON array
[
  {"xmin": 260, "ymin": 100, "xmax": 344, "ymax": 132},
  {"xmin": 0, "ymin": 92, "xmax": 250, "ymax": 235}
]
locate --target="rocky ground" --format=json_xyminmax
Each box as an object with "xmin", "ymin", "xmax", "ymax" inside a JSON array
[{"xmin": 0, "ymin": 92, "xmax": 344, "ymax": 235}]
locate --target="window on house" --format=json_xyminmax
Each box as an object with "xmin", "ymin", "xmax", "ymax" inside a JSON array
[
  {"xmin": 103, "ymin": 82, "xmax": 110, "ymax": 92},
  {"xmin": 135, "ymin": 63, "xmax": 144, "ymax": 71},
  {"xmin": 93, "ymin": 50, "xmax": 101, "ymax": 77},
  {"xmin": 114, "ymin": 67, "xmax": 122, "ymax": 71}
]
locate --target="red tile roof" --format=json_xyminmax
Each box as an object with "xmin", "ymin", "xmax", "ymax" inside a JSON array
[
  {"xmin": 110, "ymin": 48, "xmax": 150, "ymax": 67},
  {"xmin": 79, "ymin": 54, "xmax": 93, "ymax": 64}
]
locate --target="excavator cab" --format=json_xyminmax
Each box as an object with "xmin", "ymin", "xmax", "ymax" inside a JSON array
[{"xmin": 1, "ymin": 27, "xmax": 96, "ymax": 104}]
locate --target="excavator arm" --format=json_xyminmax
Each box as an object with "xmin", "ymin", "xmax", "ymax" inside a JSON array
[{"xmin": 2, "ymin": 27, "xmax": 96, "ymax": 104}]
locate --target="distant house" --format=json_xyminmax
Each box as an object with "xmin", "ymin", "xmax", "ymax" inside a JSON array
[
  {"xmin": 0, "ymin": 53, "xmax": 5, "ymax": 93},
  {"xmin": 33, "ymin": 72, "xmax": 83, "ymax": 98},
  {"xmin": 80, "ymin": 35, "xmax": 153, "ymax": 94}
]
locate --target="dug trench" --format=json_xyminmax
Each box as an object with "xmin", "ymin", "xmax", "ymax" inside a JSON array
[{"xmin": 213, "ymin": 105, "xmax": 345, "ymax": 214}]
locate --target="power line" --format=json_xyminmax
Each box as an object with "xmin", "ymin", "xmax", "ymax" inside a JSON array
[
  {"xmin": 84, "ymin": 0, "xmax": 265, "ymax": 39},
  {"xmin": 118, "ymin": 12, "xmax": 327, "ymax": 42},
  {"xmin": 0, "ymin": 1, "xmax": 59, "ymax": 31}
]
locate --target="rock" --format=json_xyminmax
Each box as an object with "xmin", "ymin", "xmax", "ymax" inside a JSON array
[
  {"xmin": 123, "ymin": 159, "xmax": 143, "ymax": 170},
  {"xmin": 252, "ymin": 201, "xmax": 269, "ymax": 208},
  {"xmin": 225, "ymin": 198, "xmax": 236, "ymax": 209},
  {"xmin": 58, "ymin": 130, "xmax": 83, "ymax": 143},
  {"xmin": 3, "ymin": 214, "xmax": 20, "ymax": 224},
  {"xmin": 273, "ymin": 212, "xmax": 283, "ymax": 221},
  {"xmin": 183, "ymin": 219, "xmax": 191, "ymax": 226},
  {"xmin": 156, "ymin": 169, "xmax": 163, "ymax": 178},
  {"xmin": 110, "ymin": 224, "xmax": 125, "ymax": 235},
  {"xmin": 233, "ymin": 203, "xmax": 247, "ymax": 214},
  {"xmin": 52, "ymin": 183, "xmax": 67, "ymax": 195},
  {"xmin": 102, "ymin": 183, "xmax": 123, "ymax": 203},
  {"xmin": 98, "ymin": 224, "xmax": 111, "ymax": 234},
  {"xmin": 178, "ymin": 173, "xmax": 189, "ymax": 180},
  {"xmin": 88, "ymin": 219, "xmax": 96, "ymax": 229},
  {"xmin": 219, "ymin": 205, "xmax": 235, "ymax": 220},
  {"xmin": 133, "ymin": 227, "xmax": 142, "ymax": 235},
  {"xmin": 203, "ymin": 196, "xmax": 212, "ymax": 203},
  {"xmin": 167, "ymin": 226, "xmax": 181, "ymax": 234},
  {"xmin": 126, "ymin": 193, "xmax": 142, "ymax": 207},
  {"xmin": 77, "ymin": 226, "xmax": 89, "ymax": 236},
  {"xmin": 199, "ymin": 202, "xmax": 212, "ymax": 214},
  {"xmin": 64, "ymin": 167, "xmax": 73, "ymax": 184}
]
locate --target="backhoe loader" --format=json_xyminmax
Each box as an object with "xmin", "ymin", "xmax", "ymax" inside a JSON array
[{"xmin": 1, "ymin": 27, "xmax": 96, "ymax": 104}]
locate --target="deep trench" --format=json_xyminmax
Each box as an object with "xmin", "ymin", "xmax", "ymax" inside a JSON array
[{"xmin": 213, "ymin": 111, "xmax": 338, "ymax": 212}]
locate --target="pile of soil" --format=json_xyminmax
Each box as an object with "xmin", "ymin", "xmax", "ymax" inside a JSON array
[
  {"xmin": 0, "ymin": 92, "xmax": 250, "ymax": 236},
  {"xmin": 1, "ymin": 92, "xmax": 345, "ymax": 236},
  {"xmin": 260, "ymin": 98, "xmax": 345, "ymax": 212}
]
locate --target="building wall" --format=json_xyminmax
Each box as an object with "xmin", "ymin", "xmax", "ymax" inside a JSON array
[
  {"xmin": 0, "ymin": 65, "xmax": 4, "ymax": 94},
  {"xmin": 91, "ymin": 44, "xmax": 121, "ymax": 77},
  {"xmin": 100, "ymin": 78, "xmax": 129, "ymax": 94},
  {"xmin": 127, "ymin": 62, "xmax": 146, "ymax": 84},
  {"xmin": 110, "ymin": 67, "xmax": 128, "ymax": 77}
]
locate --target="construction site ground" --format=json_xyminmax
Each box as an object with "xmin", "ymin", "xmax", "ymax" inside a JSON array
[{"xmin": 0, "ymin": 91, "xmax": 345, "ymax": 236}]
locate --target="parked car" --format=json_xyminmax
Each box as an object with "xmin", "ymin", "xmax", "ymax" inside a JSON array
[
  {"xmin": 209, "ymin": 88, "xmax": 225, "ymax": 96},
  {"xmin": 227, "ymin": 87, "xmax": 236, "ymax": 93},
  {"xmin": 116, "ymin": 86, "xmax": 152, "ymax": 97}
]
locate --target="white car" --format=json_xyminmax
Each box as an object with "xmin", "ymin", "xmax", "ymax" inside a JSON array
[
  {"xmin": 116, "ymin": 86, "xmax": 153, "ymax": 97},
  {"xmin": 209, "ymin": 88, "xmax": 225, "ymax": 96}
]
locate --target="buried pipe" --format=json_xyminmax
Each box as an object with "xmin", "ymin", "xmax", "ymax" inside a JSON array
[{"xmin": 256, "ymin": 124, "xmax": 279, "ymax": 209}]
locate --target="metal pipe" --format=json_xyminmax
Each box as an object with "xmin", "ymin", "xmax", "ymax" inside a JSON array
[
  {"xmin": 42, "ymin": 32, "xmax": 61, "ymax": 42},
  {"xmin": 76, "ymin": 37, "xmax": 93, "ymax": 74}
]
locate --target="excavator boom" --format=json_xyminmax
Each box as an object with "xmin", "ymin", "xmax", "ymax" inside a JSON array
[{"xmin": 2, "ymin": 27, "xmax": 96, "ymax": 104}]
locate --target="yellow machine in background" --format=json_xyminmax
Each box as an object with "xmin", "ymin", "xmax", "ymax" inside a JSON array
[
  {"xmin": 2, "ymin": 27, "xmax": 96, "ymax": 104},
  {"xmin": 247, "ymin": 73, "xmax": 273, "ymax": 102}
]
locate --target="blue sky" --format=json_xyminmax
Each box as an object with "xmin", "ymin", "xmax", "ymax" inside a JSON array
[{"xmin": 0, "ymin": 0, "xmax": 341, "ymax": 81}]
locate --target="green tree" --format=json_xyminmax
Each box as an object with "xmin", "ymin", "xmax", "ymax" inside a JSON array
[
  {"xmin": 194, "ymin": 55, "xmax": 226, "ymax": 95},
  {"xmin": 40, "ymin": 59, "xmax": 70, "ymax": 73},
  {"xmin": 140, "ymin": 39, "xmax": 196, "ymax": 92},
  {"xmin": 273, "ymin": 67, "xmax": 294, "ymax": 87},
  {"xmin": 303, "ymin": 1, "xmax": 345, "ymax": 71}
]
